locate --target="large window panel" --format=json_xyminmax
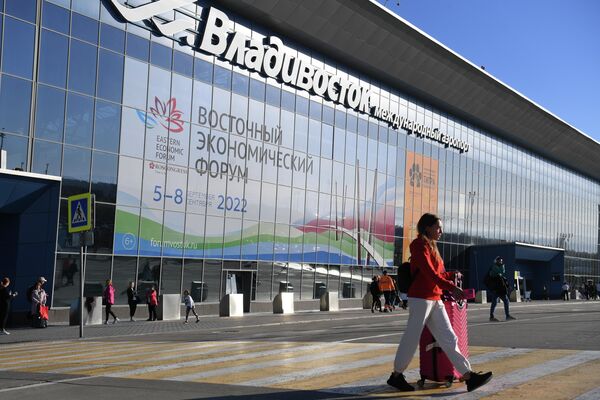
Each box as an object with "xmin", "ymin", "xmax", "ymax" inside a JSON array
[
  {"xmin": 223, "ymin": 217, "xmax": 242, "ymax": 260},
  {"xmin": 53, "ymin": 254, "xmax": 80, "ymax": 307},
  {"xmin": 34, "ymin": 85, "xmax": 65, "ymax": 142},
  {"xmin": 84, "ymin": 255, "xmax": 111, "ymax": 297},
  {"xmin": 0, "ymin": 133, "xmax": 27, "ymax": 170},
  {"xmin": 255, "ymin": 261, "xmax": 273, "ymax": 301},
  {"xmin": 204, "ymin": 215, "xmax": 224, "ymax": 259},
  {"xmin": 173, "ymin": 50, "xmax": 193, "ymax": 78},
  {"xmin": 71, "ymin": 12, "xmax": 99, "ymax": 43},
  {"xmin": 100, "ymin": 23, "xmax": 125, "ymax": 53},
  {"xmin": 88, "ymin": 203, "xmax": 115, "ymax": 254},
  {"xmin": 112, "ymin": 256, "xmax": 137, "ymax": 305},
  {"xmin": 61, "ymin": 145, "xmax": 91, "ymax": 197},
  {"xmin": 97, "ymin": 49, "xmax": 124, "ymax": 103},
  {"xmin": 160, "ymin": 258, "xmax": 182, "ymax": 295},
  {"xmin": 94, "ymin": 100, "xmax": 121, "ymax": 152},
  {"xmin": 202, "ymin": 259, "xmax": 221, "ymax": 302},
  {"xmin": 32, "ymin": 140, "xmax": 62, "ymax": 176},
  {"xmin": 65, "ymin": 92, "xmax": 94, "ymax": 147},
  {"xmin": 293, "ymin": 115, "xmax": 308, "ymax": 153},
  {"xmin": 43, "ymin": 2, "xmax": 69, "ymax": 34},
  {"xmin": 69, "ymin": 39, "xmax": 97, "ymax": 95},
  {"xmin": 91, "ymin": 151, "xmax": 118, "ymax": 203},
  {"xmin": 0, "ymin": 75, "xmax": 32, "ymax": 136},
  {"xmin": 122, "ymin": 57, "xmax": 148, "ymax": 110},
  {"xmin": 6, "ymin": 0, "xmax": 37, "ymax": 22},
  {"xmin": 2, "ymin": 17, "xmax": 35, "ymax": 79},
  {"xmin": 184, "ymin": 212, "xmax": 206, "ymax": 259},
  {"xmin": 150, "ymin": 42, "xmax": 172, "ymax": 70},
  {"xmin": 126, "ymin": 32, "xmax": 150, "ymax": 62},
  {"xmin": 39, "ymin": 29, "xmax": 68, "ymax": 87},
  {"xmin": 119, "ymin": 107, "xmax": 145, "ymax": 159},
  {"xmin": 307, "ymin": 119, "xmax": 321, "ymax": 156},
  {"xmin": 182, "ymin": 260, "xmax": 204, "ymax": 302},
  {"xmin": 137, "ymin": 257, "xmax": 160, "ymax": 297}
]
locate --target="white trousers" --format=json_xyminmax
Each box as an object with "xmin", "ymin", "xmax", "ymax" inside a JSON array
[{"xmin": 393, "ymin": 297, "xmax": 471, "ymax": 375}]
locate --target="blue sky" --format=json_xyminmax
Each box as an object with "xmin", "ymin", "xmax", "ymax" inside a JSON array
[{"xmin": 377, "ymin": 0, "xmax": 600, "ymax": 143}]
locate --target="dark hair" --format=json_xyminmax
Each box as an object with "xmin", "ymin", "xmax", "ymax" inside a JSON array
[
  {"xmin": 1, "ymin": 277, "xmax": 9, "ymax": 286},
  {"xmin": 416, "ymin": 213, "xmax": 441, "ymax": 258},
  {"xmin": 416, "ymin": 213, "xmax": 441, "ymax": 237}
]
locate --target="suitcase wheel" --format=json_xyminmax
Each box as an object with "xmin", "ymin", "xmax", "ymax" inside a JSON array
[
  {"xmin": 445, "ymin": 377, "xmax": 454, "ymax": 388},
  {"xmin": 417, "ymin": 378, "xmax": 425, "ymax": 388}
]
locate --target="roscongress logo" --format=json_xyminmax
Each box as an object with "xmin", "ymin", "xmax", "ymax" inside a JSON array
[{"xmin": 137, "ymin": 97, "xmax": 184, "ymax": 133}]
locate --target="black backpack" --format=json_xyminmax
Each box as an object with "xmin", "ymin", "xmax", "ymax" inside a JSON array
[{"xmin": 397, "ymin": 262, "xmax": 413, "ymax": 293}]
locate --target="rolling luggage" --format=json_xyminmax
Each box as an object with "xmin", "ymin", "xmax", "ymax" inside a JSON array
[{"xmin": 418, "ymin": 277, "xmax": 469, "ymax": 388}]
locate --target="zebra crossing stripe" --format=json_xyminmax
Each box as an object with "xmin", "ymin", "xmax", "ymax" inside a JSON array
[
  {"xmin": 170, "ymin": 344, "xmax": 389, "ymax": 382},
  {"xmin": 104, "ymin": 342, "xmax": 341, "ymax": 379},
  {"xmin": 239, "ymin": 354, "xmax": 395, "ymax": 387},
  {"xmin": 575, "ymin": 386, "xmax": 600, "ymax": 400},
  {"xmin": 442, "ymin": 351, "xmax": 600, "ymax": 400},
  {"xmin": 0, "ymin": 342, "xmax": 152, "ymax": 369},
  {"xmin": 326, "ymin": 347, "xmax": 535, "ymax": 395},
  {"xmin": 44, "ymin": 341, "xmax": 253, "ymax": 374}
]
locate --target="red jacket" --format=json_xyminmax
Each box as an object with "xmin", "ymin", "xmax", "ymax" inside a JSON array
[{"xmin": 407, "ymin": 235, "xmax": 456, "ymax": 300}]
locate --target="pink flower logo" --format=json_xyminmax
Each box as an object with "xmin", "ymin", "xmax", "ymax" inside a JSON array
[
  {"xmin": 136, "ymin": 97, "xmax": 185, "ymax": 133},
  {"xmin": 150, "ymin": 97, "xmax": 184, "ymax": 133}
]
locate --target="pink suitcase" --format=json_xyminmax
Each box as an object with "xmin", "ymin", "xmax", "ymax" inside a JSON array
[{"xmin": 418, "ymin": 298, "xmax": 469, "ymax": 388}]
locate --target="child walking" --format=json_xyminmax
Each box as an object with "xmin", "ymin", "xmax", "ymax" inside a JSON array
[{"xmin": 183, "ymin": 290, "xmax": 199, "ymax": 323}]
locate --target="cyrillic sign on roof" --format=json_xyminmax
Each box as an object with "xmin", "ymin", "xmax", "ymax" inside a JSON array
[{"xmin": 108, "ymin": 0, "xmax": 469, "ymax": 153}]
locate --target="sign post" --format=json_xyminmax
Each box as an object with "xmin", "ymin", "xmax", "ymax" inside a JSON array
[{"xmin": 68, "ymin": 193, "xmax": 94, "ymax": 338}]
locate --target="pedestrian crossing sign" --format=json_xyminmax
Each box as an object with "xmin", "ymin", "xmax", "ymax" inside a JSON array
[{"xmin": 68, "ymin": 193, "xmax": 93, "ymax": 233}]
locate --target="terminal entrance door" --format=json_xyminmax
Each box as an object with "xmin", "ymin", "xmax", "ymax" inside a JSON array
[{"xmin": 222, "ymin": 270, "xmax": 255, "ymax": 312}]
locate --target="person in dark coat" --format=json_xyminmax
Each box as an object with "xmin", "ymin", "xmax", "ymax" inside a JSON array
[
  {"xmin": 370, "ymin": 276, "xmax": 382, "ymax": 313},
  {"xmin": 126, "ymin": 281, "xmax": 138, "ymax": 321},
  {"xmin": 1, "ymin": 277, "xmax": 18, "ymax": 335}
]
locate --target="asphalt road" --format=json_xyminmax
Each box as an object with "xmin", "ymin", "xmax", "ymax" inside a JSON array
[{"xmin": 1, "ymin": 300, "xmax": 599, "ymax": 399}]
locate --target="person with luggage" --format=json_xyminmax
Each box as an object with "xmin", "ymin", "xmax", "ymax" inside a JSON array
[
  {"xmin": 183, "ymin": 290, "xmax": 200, "ymax": 323},
  {"xmin": 147, "ymin": 285, "xmax": 158, "ymax": 321},
  {"xmin": 126, "ymin": 281, "xmax": 138, "ymax": 322},
  {"xmin": 31, "ymin": 281, "xmax": 47, "ymax": 315},
  {"xmin": 369, "ymin": 276, "xmax": 382, "ymax": 313},
  {"xmin": 103, "ymin": 279, "xmax": 119, "ymax": 324},
  {"xmin": 378, "ymin": 270, "xmax": 397, "ymax": 312},
  {"xmin": 387, "ymin": 213, "xmax": 492, "ymax": 393},
  {"xmin": 487, "ymin": 257, "xmax": 516, "ymax": 322},
  {"xmin": 0, "ymin": 277, "xmax": 18, "ymax": 335}
]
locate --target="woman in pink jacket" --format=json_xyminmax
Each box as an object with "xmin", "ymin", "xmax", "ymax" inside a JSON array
[
  {"xmin": 103, "ymin": 279, "xmax": 119, "ymax": 324},
  {"xmin": 146, "ymin": 285, "xmax": 158, "ymax": 321}
]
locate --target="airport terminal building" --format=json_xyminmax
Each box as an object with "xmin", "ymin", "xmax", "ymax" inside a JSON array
[{"xmin": 1, "ymin": 0, "xmax": 599, "ymax": 313}]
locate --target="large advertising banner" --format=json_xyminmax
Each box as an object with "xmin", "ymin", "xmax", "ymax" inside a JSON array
[
  {"xmin": 402, "ymin": 151, "xmax": 439, "ymax": 262},
  {"xmin": 113, "ymin": 65, "xmax": 395, "ymax": 266}
]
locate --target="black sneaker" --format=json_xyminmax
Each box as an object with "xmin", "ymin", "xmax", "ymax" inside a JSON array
[
  {"xmin": 466, "ymin": 371, "xmax": 492, "ymax": 392},
  {"xmin": 387, "ymin": 372, "xmax": 415, "ymax": 391},
  {"xmin": 506, "ymin": 315, "xmax": 516, "ymax": 321},
  {"xmin": 489, "ymin": 316, "xmax": 500, "ymax": 322}
]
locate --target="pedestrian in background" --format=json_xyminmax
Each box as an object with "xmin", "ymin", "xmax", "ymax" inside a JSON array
[
  {"xmin": 387, "ymin": 213, "xmax": 492, "ymax": 393},
  {"xmin": 31, "ymin": 281, "xmax": 47, "ymax": 318},
  {"xmin": 103, "ymin": 279, "xmax": 119, "ymax": 324},
  {"xmin": 147, "ymin": 285, "xmax": 158, "ymax": 321},
  {"xmin": 561, "ymin": 282, "xmax": 570, "ymax": 301},
  {"xmin": 487, "ymin": 257, "xmax": 516, "ymax": 322},
  {"xmin": 126, "ymin": 281, "xmax": 138, "ymax": 322},
  {"xmin": 0, "ymin": 277, "xmax": 18, "ymax": 335},
  {"xmin": 369, "ymin": 276, "xmax": 382, "ymax": 313},
  {"xmin": 183, "ymin": 290, "xmax": 199, "ymax": 323},
  {"xmin": 378, "ymin": 270, "xmax": 396, "ymax": 312}
]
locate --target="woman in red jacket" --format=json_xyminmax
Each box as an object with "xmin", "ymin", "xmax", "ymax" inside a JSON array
[{"xmin": 387, "ymin": 213, "xmax": 492, "ymax": 393}]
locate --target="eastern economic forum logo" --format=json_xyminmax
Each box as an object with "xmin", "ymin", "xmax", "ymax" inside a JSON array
[{"xmin": 137, "ymin": 97, "xmax": 184, "ymax": 133}]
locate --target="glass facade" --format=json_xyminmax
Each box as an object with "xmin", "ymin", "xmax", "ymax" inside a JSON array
[{"xmin": 1, "ymin": 1, "xmax": 598, "ymax": 307}]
